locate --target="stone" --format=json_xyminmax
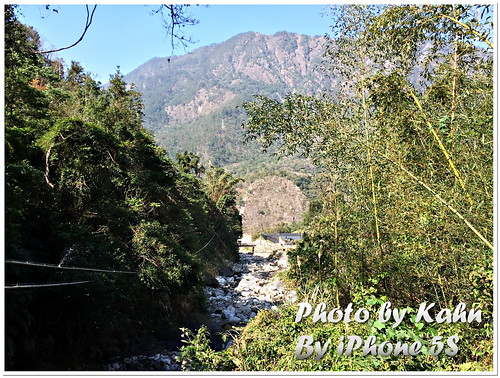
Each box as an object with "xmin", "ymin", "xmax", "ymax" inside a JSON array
[
  {"xmin": 238, "ymin": 305, "xmax": 251, "ymax": 315},
  {"xmin": 218, "ymin": 266, "xmax": 235, "ymax": 277},
  {"xmin": 222, "ymin": 306, "xmax": 236, "ymax": 318},
  {"xmin": 228, "ymin": 316, "xmax": 241, "ymax": 324},
  {"xmin": 215, "ymin": 276, "xmax": 226, "ymax": 286},
  {"xmin": 231, "ymin": 263, "xmax": 244, "ymax": 273},
  {"xmin": 204, "ymin": 273, "xmax": 220, "ymax": 288}
]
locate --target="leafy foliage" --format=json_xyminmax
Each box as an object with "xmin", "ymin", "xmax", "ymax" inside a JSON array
[
  {"xmin": 241, "ymin": 4, "xmax": 493, "ymax": 370},
  {"xmin": 178, "ymin": 326, "xmax": 236, "ymax": 371},
  {"xmin": 4, "ymin": 5, "xmax": 241, "ymax": 370}
]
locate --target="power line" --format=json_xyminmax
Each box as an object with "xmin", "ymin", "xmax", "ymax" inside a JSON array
[
  {"xmin": 5, "ymin": 281, "xmax": 92, "ymax": 289},
  {"xmin": 5, "ymin": 260, "xmax": 138, "ymax": 274},
  {"xmin": 193, "ymin": 233, "xmax": 216, "ymax": 254}
]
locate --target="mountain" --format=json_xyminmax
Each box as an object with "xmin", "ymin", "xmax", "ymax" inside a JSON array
[
  {"xmin": 124, "ymin": 31, "xmax": 332, "ymax": 177},
  {"xmin": 239, "ymin": 176, "xmax": 308, "ymax": 236}
]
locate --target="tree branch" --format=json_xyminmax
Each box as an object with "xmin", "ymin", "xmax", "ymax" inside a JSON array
[
  {"xmin": 38, "ymin": 5, "xmax": 97, "ymax": 54},
  {"xmin": 154, "ymin": 4, "xmax": 200, "ymax": 52}
]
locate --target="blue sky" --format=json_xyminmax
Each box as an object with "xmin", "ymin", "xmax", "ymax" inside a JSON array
[{"xmin": 18, "ymin": 4, "xmax": 336, "ymax": 82}]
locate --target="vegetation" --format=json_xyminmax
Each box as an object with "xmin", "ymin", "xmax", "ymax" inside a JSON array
[
  {"xmin": 179, "ymin": 4, "xmax": 493, "ymax": 372},
  {"xmin": 4, "ymin": 5, "xmax": 241, "ymax": 370},
  {"xmin": 123, "ymin": 31, "xmax": 327, "ymax": 178},
  {"xmin": 5, "ymin": 3, "xmax": 493, "ymax": 372}
]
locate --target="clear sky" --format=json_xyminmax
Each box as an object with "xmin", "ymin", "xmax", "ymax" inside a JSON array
[{"xmin": 17, "ymin": 4, "xmax": 336, "ymax": 82}]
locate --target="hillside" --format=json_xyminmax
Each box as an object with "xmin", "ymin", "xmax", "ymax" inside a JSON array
[
  {"xmin": 124, "ymin": 31, "xmax": 332, "ymax": 177},
  {"xmin": 238, "ymin": 176, "xmax": 308, "ymax": 235}
]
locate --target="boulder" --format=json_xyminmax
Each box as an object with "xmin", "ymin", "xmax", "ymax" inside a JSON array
[
  {"xmin": 204, "ymin": 273, "xmax": 219, "ymax": 288},
  {"xmin": 218, "ymin": 266, "xmax": 235, "ymax": 277},
  {"xmin": 215, "ymin": 276, "xmax": 226, "ymax": 286},
  {"xmin": 228, "ymin": 316, "xmax": 241, "ymax": 324}
]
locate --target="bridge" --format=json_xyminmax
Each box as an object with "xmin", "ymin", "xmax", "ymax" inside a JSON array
[{"xmin": 237, "ymin": 240, "xmax": 256, "ymax": 253}]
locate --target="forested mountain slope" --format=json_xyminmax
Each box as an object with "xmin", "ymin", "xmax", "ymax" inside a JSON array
[{"xmin": 124, "ymin": 31, "xmax": 331, "ymax": 176}]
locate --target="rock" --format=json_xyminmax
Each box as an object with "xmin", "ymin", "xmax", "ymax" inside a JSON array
[
  {"xmin": 228, "ymin": 316, "xmax": 241, "ymax": 324},
  {"xmin": 215, "ymin": 276, "xmax": 226, "ymax": 286},
  {"xmin": 218, "ymin": 266, "xmax": 235, "ymax": 277},
  {"xmin": 213, "ymin": 288, "xmax": 224, "ymax": 297},
  {"xmin": 232, "ymin": 263, "xmax": 247, "ymax": 273},
  {"xmin": 204, "ymin": 273, "xmax": 219, "ymax": 288},
  {"xmin": 238, "ymin": 305, "xmax": 251, "ymax": 315}
]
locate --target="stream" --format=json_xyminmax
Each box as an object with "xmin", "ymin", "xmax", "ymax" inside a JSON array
[{"xmin": 106, "ymin": 241, "xmax": 298, "ymax": 371}]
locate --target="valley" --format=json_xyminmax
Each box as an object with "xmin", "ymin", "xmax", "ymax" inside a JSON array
[{"xmin": 4, "ymin": 4, "xmax": 493, "ymax": 372}]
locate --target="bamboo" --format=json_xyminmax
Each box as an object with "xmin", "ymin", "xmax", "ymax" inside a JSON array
[
  {"xmin": 360, "ymin": 75, "xmax": 383, "ymax": 260},
  {"xmin": 408, "ymin": 88, "xmax": 473, "ymax": 206},
  {"xmin": 373, "ymin": 147, "xmax": 493, "ymax": 251},
  {"xmin": 449, "ymin": 21, "xmax": 459, "ymax": 134},
  {"xmin": 439, "ymin": 13, "xmax": 494, "ymax": 50},
  {"xmin": 332, "ymin": 177, "xmax": 340, "ymax": 308}
]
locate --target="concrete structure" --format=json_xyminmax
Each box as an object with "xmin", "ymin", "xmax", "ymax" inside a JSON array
[{"xmin": 261, "ymin": 233, "xmax": 302, "ymax": 245}]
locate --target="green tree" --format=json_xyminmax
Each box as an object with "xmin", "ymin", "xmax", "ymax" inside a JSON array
[
  {"xmin": 243, "ymin": 4, "xmax": 493, "ymax": 306},
  {"xmin": 4, "ymin": 6, "xmax": 242, "ymax": 369}
]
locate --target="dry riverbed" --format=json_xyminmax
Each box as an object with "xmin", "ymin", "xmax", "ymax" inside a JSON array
[{"xmin": 107, "ymin": 240, "xmax": 297, "ymax": 371}]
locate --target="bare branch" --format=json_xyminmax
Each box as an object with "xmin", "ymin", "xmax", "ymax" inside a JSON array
[
  {"xmin": 38, "ymin": 5, "xmax": 97, "ymax": 54},
  {"xmin": 153, "ymin": 4, "xmax": 200, "ymax": 52}
]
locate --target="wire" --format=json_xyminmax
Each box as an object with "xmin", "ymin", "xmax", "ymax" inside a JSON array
[
  {"xmin": 5, "ymin": 260, "xmax": 138, "ymax": 274},
  {"xmin": 5, "ymin": 281, "xmax": 92, "ymax": 289},
  {"xmin": 193, "ymin": 233, "xmax": 216, "ymax": 254}
]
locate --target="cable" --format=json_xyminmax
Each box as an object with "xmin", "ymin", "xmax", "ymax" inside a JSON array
[
  {"xmin": 193, "ymin": 233, "xmax": 216, "ymax": 254},
  {"xmin": 5, "ymin": 281, "xmax": 92, "ymax": 289},
  {"xmin": 5, "ymin": 260, "xmax": 138, "ymax": 274}
]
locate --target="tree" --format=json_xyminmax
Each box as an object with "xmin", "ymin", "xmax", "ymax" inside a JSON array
[
  {"xmin": 242, "ymin": 4, "xmax": 493, "ymax": 307},
  {"xmin": 176, "ymin": 151, "xmax": 205, "ymax": 176},
  {"xmin": 32, "ymin": 4, "xmax": 200, "ymax": 54},
  {"xmin": 4, "ymin": 6, "xmax": 242, "ymax": 369}
]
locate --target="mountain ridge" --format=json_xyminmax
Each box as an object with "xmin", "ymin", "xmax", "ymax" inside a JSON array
[{"xmin": 124, "ymin": 31, "xmax": 331, "ymax": 176}]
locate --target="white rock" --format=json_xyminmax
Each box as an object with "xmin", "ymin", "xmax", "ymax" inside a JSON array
[{"xmin": 216, "ymin": 276, "xmax": 226, "ymax": 286}]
